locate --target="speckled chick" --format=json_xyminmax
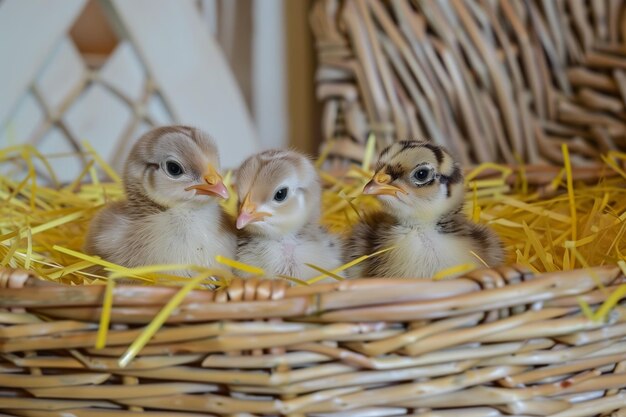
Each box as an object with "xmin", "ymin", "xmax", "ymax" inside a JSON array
[
  {"xmin": 234, "ymin": 149, "xmax": 342, "ymax": 280},
  {"xmin": 84, "ymin": 126, "xmax": 236, "ymax": 276},
  {"xmin": 345, "ymin": 140, "xmax": 503, "ymax": 278}
]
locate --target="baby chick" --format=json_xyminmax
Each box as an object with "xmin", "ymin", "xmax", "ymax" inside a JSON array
[
  {"xmin": 84, "ymin": 126, "xmax": 236, "ymax": 276},
  {"xmin": 345, "ymin": 140, "xmax": 503, "ymax": 278},
  {"xmin": 234, "ymin": 149, "xmax": 342, "ymax": 280}
]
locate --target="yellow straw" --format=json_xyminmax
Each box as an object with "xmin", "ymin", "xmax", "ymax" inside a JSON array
[
  {"xmin": 315, "ymin": 139, "xmax": 334, "ymax": 169},
  {"xmin": 433, "ymin": 263, "xmax": 477, "ymax": 280},
  {"xmin": 591, "ymin": 260, "xmax": 626, "ymax": 321},
  {"xmin": 470, "ymin": 250, "xmax": 489, "ymax": 268},
  {"xmin": 307, "ymin": 246, "xmax": 396, "ymax": 284},
  {"xmin": 82, "ymin": 141, "xmax": 122, "ymax": 184},
  {"xmin": 30, "ymin": 210, "xmax": 88, "ymax": 236},
  {"xmin": 602, "ymin": 154, "xmax": 626, "ymax": 180},
  {"xmin": 66, "ymin": 159, "xmax": 95, "ymax": 192},
  {"xmin": 28, "ymin": 145, "xmax": 60, "ymax": 187},
  {"xmin": 361, "ymin": 133, "xmax": 376, "ymax": 173},
  {"xmin": 562, "ymin": 144, "xmax": 577, "ymax": 267},
  {"xmin": 24, "ymin": 229, "xmax": 32, "ymax": 270},
  {"xmin": 304, "ymin": 263, "xmax": 345, "ymax": 281},
  {"xmin": 118, "ymin": 271, "xmax": 211, "ymax": 368},
  {"xmin": 108, "ymin": 264, "xmax": 223, "ymax": 279},
  {"xmin": 278, "ymin": 275, "xmax": 310, "ymax": 286},
  {"xmin": 89, "ymin": 165, "xmax": 100, "ymax": 186},
  {"xmin": 215, "ymin": 255, "xmax": 265, "ymax": 276},
  {"xmin": 593, "ymin": 284, "xmax": 626, "ymax": 322},
  {"xmin": 465, "ymin": 163, "xmax": 512, "ymax": 183},
  {"xmin": 48, "ymin": 260, "xmax": 96, "ymax": 279},
  {"xmin": 52, "ymin": 245, "xmax": 153, "ymax": 282},
  {"xmin": 1, "ymin": 235, "xmax": 20, "ymax": 267},
  {"xmin": 95, "ymin": 278, "xmax": 115, "ymax": 349},
  {"xmin": 577, "ymin": 297, "xmax": 594, "ymax": 320}
]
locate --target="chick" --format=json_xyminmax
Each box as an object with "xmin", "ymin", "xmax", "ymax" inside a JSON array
[
  {"xmin": 84, "ymin": 126, "xmax": 236, "ymax": 276},
  {"xmin": 345, "ymin": 140, "xmax": 503, "ymax": 278},
  {"xmin": 234, "ymin": 149, "xmax": 342, "ymax": 280}
]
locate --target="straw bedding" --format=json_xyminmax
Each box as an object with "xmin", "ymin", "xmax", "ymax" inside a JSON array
[{"xmin": 0, "ymin": 144, "xmax": 626, "ymax": 416}]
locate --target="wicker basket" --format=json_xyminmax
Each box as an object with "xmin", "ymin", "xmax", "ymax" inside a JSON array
[
  {"xmin": 1, "ymin": 262, "xmax": 625, "ymax": 416},
  {"xmin": 311, "ymin": 0, "xmax": 626, "ymax": 167},
  {"xmin": 2, "ymin": 1, "xmax": 626, "ymax": 416},
  {"xmin": 0, "ymin": 164, "xmax": 624, "ymax": 416}
]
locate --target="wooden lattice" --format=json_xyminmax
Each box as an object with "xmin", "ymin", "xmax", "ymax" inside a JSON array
[
  {"xmin": 0, "ymin": 0, "xmax": 258, "ymax": 183},
  {"xmin": 1, "ymin": 36, "xmax": 174, "ymax": 183},
  {"xmin": 311, "ymin": 0, "xmax": 626, "ymax": 167}
]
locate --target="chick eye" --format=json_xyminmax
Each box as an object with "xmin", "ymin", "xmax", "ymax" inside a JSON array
[
  {"xmin": 273, "ymin": 187, "xmax": 288, "ymax": 202},
  {"xmin": 165, "ymin": 160, "xmax": 184, "ymax": 178},
  {"xmin": 411, "ymin": 166, "xmax": 435, "ymax": 185}
]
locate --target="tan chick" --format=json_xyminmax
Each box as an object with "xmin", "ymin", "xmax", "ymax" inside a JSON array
[
  {"xmin": 84, "ymin": 126, "xmax": 236, "ymax": 276},
  {"xmin": 345, "ymin": 140, "xmax": 503, "ymax": 278},
  {"xmin": 234, "ymin": 150, "xmax": 342, "ymax": 280}
]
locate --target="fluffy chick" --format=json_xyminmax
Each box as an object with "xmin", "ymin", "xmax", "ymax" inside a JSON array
[
  {"xmin": 345, "ymin": 140, "xmax": 503, "ymax": 278},
  {"xmin": 84, "ymin": 126, "xmax": 236, "ymax": 276},
  {"xmin": 234, "ymin": 150, "xmax": 342, "ymax": 280}
]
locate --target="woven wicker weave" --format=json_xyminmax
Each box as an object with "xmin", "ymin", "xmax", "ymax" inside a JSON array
[
  {"xmin": 1, "ymin": 264, "xmax": 625, "ymax": 416},
  {"xmin": 311, "ymin": 0, "xmax": 626, "ymax": 167},
  {"xmin": 2, "ymin": 1, "xmax": 626, "ymax": 416}
]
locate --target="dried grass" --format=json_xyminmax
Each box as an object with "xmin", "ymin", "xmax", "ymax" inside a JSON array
[{"xmin": 1, "ymin": 143, "xmax": 626, "ymax": 311}]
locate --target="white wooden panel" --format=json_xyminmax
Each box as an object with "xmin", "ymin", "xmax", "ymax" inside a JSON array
[
  {"xmin": 64, "ymin": 83, "xmax": 133, "ymax": 163},
  {"xmin": 111, "ymin": 120, "xmax": 151, "ymax": 171},
  {"xmin": 34, "ymin": 37, "xmax": 86, "ymax": 114},
  {"xmin": 99, "ymin": 41, "xmax": 146, "ymax": 103},
  {"xmin": 147, "ymin": 93, "xmax": 173, "ymax": 126},
  {"xmin": 110, "ymin": 0, "xmax": 259, "ymax": 168},
  {"xmin": 253, "ymin": 0, "xmax": 287, "ymax": 150},
  {"xmin": 0, "ymin": 0, "xmax": 86, "ymax": 124},
  {"xmin": 35, "ymin": 127, "xmax": 82, "ymax": 184},
  {"xmin": 198, "ymin": 0, "xmax": 218, "ymax": 36},
  {"xmin": 0, "ymin": 92, "xmax": 44, "ymax": 146}
]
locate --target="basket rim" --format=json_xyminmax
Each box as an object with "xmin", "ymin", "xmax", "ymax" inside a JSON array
[{"xmin": 1, "ymin": 265, "xmax": 622, "ymax": 323}]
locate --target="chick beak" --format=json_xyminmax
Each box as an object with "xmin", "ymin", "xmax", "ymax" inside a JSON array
[
  {"xmin": 185, "ymin": 165, "xmax": 229, "ymax": 199},
  {"xmin": 363, "ymin": 171, "xmax": 407, "ymax": 197},
  {"xmin": 236, "ymin": 194, "xmax": 271, "ymax": 229}
]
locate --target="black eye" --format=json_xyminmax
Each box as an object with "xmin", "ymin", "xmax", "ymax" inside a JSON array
[
  {"xmin": 412, "ymin": 166, "xmax": 434, "ymax": 185},
  {"xmin": 273, "ymin": 187, "xmax": 288, "ymax": 202},
  {"xmin": 165, "ymin": 161, "xmax": 184, "ymax": 177}
]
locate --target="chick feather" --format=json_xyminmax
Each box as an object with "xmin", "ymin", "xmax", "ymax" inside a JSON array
[
  {"xmin": 84, "ymin": 126, "xmax": 236, "ymax": 277},
  {"xmin": 345, "ymin": 140, "xmax": 503, "ymax": 278},
  {"xmin": 234, "ymin": 149, "xmax": 342, "ymax": 281}
]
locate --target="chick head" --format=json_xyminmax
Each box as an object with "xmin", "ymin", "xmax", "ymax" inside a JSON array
[
  {"xmin": 235, "ymin": 150, "xmax": 320, "ymax": 237},
  {"xmin": 124, "ymin": 126, "xmax": 228, "ymax": 208},
  {"xmin": 364, "ymin": 141, "xmax": 464, "ymax": 223}
]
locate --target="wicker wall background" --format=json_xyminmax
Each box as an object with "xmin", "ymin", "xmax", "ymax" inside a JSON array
[{"xmin": 311, "ymin": 0, "xmax": 626, "ymax": 167}]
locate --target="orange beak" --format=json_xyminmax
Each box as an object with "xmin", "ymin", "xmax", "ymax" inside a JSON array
[
  {"xmin": 185, "ymin": 165, "xmax": 229, "ymax": 199},
  {"xmin": 236, "ymin": 193, "xmax": 272, "ymax": 229},
  {"xmin": 363, "ymin": 171, "xmax": 407, "ymax": 197}
]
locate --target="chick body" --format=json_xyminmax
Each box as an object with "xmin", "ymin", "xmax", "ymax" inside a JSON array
[
  {"xmin": 237, "ymin": 223, "xmax": 340, "ymax": 280},
  {"xmin": 84, "ymin": 126, "xmax": 236, "ymax": 276},
  {"xmin": 345, "ymin": 141, "xmax": 503, "ymax": 279},
  {"xmin": 235, "ymin": 150, "xmax": 342, "ymax": 280}
]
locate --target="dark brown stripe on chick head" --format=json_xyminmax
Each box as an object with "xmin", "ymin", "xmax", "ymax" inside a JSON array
[
  {"xmin": 439, "ymin": 164, "xmax": 462, "ymax": 185},
  {"xmin": 378, "ymin": 145, "xmax": 393, "ymax": 160},
  {"xmin": 385, "ymin": 163, "xmax": 406, "ymax": 180},
  {"xmin": 422, "ymin": 143, "xmax": 444, "ymax": 164}
]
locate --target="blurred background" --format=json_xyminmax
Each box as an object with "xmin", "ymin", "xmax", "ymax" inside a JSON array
[
  {"xmin": 0, "ymin": 0, "xmax": 319, "ymax": 182},
  {"xmin": 3, "ymin": 0, "xmax": 626, "ymax": 184}
]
